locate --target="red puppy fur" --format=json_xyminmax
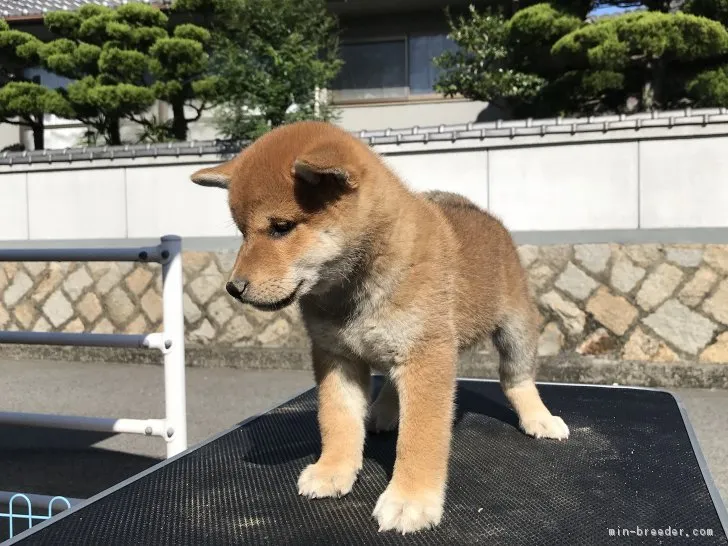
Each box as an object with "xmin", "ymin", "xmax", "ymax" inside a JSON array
[{"xmin": 190, "ymin": 121, "xmax": 569, "ymax": 534}]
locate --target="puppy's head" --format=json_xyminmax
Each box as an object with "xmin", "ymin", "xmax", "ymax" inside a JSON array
[{"xmin": 190, "ymin": 121, "xmax": 369, "ymax": 311}]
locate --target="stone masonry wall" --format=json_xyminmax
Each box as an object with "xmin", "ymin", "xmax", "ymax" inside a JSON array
[{"xmin": 1, "ymin": 243, "xmax": 728, "ymax": 365}]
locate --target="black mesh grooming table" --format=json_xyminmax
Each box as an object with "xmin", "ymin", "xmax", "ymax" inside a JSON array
[{"xmin": 7, "ymin": 379, "xmax": 728, "ymax": 545}]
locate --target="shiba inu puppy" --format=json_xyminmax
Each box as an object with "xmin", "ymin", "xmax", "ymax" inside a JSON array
[{"xmin": 190, "ymin": 120, "xmax": 569, "ymax": 534}]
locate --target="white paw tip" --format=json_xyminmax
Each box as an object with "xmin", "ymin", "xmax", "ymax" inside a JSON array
[
  {"xmin": 372, "ymin": 487, "xmax": 443, "ymax": 534},
  {"xmin": 521, "ymin": 414, "xmax": 570, "ymax": 441},
  {"xmin": 297, "ymin": 463, "xmax": 358, "ymax": 499}
]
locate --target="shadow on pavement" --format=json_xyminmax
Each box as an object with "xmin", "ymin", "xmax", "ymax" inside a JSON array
[{"xmin": 0, "ymin": 425, "xmax": 162, "ymax": 499}]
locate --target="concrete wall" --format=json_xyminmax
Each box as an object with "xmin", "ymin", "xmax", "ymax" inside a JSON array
[
  {"xmin": 334, "ymin": 99, "xmax": 492, "ymax": 133},
  {"xmin": 3, "ymin": 111, "xmax": 728, "ymax": 242}
]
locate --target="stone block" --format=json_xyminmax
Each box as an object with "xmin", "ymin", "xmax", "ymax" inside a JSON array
[
  {"xmin": 190, "ymin": 319, "xmax": 216, "ymax": 344},
  {"xmin": 539, "ymin": 291, "xmax": 585, "ymax": 336},
  {"xmin": 4, "ymin": 271, "xmax": 33, "ymax": 307},
  {"xmin": 704, "ymin": 245, "xmax": 728, "ymax": 273},
  {"xmin": 539, "ymin": 245, "xmax": 572, "ymax": 271},
  {"xmin": 622, "ymin": 327, "xmax": 679, "ymax": 363},
  {"xmin": 33, "ymin": 316, "xmax": 52, "ymax": 332},
  {"xmin": 555, "ymin": 263, "xmax": 598, "ymax": 301},
  {"xmin": 517, "ymin": 245, "xmax": 539, "ymax": 268},
  {"xmin": 636, "ymin": 263, "xmax": 683, "ymax": 311},
  {"xmin": 63, "ymin": 266, "xmax": 93, "ymax": 302},
  {"xmin": 700, "ymin": 332, "xmax": 728, "ymax": 364},
  {"xmin": 78, "ymin": 293, "xmax": 103, "ymax": 323},
  {"xmin": 574, "ymin": 244, "xmax": 611, "ymax": 275},
  {"xmin": 586, "ymin": 287, "xmax": 638, "ymax": 336},
  {"xmin": 665, "ymin": 245, "xmax": 703, "ymax": 268},
  {"xmin": 576, "ymin": 328, "xmax": 617, "ymax": 356},
  {"xmin": 678, "ymin": 267, "xmax": 717, "ymax": 308},
  {"xmin": 96, "ymin": 266, "xmax": 124, "ymax": 296},
  {"xmin": 215, "ymin": 251, "xmax": 238, "ymax": 274},
  {"xmin": 183, "ymin": 292, "xmax": 202, "ymax": 324},
  {"xmin": 63, "ymin": 318, "xmax": 85, "ymax": 333},
  {"xmin": 104, "ymin": 287, "xmax": 136, "ymax": 326},
  {"xmin": 623, "ymin": 244, "xmax": 663, "ymax": 268},
  {"xmin": 207, "ymin": 296, "xmax": 235, "ymax": 327},
  {"xmin": 643, "ymin": 299, "xmax": 718, "ymax": 355},
  {"xmin": 188, "ymin": 262, "xmax": 225, "ymax": 305},
  {"xmin": 219, "ymin": 315, "xmax": 255, "ymax": 344},
  {"xmin": 610, "ymin": 258, "xmax": 645, "ymax": 295},
  {"xmin": 182, "ymin": 252, "xmax": 212, "ymax": 275},
  {"xmin": 258, "ymin": 318, "xmax": 291, "ymax": 346},
  {"xmin": 23, "ymin": 262, "xmax": 48, "ymax": 277},
  {"xmin": 702, "ymin": 279, "xmax": 728, "ymax": 326},
  {"xmin": 42, "ymin": 291, "xmax": 74, "ymax": 327},
  {"xmin": 0, "ymin": 302, "xmax": 9, "ymax": 328},
  {"xmin": 140, "ymin": 289, "xmax": 162, "ymax": 324},
  {"xmin": 537, "ymin": 322, "xmax": 563, "ymax": 356},
  {"xmin": 125, "ymin": 314, "xmax": 149, "ymax": 334},
  {"xmin": 13, "ymin": 302, "xmax": 36, "ymax": 329},
  {"xmin": 92, "ymin": 318, "xmax": 115, "ymax": 334},
  {"xmin": 126, "ymin": 267, "xmax": 154, "ymax": 296},
  {"xmin": 528, "ymin": 264, "xmax": 556, "ymax": 292},
  {"xmin": 32, "ymin": 263, "xmax": 67, "ymax": 303}
]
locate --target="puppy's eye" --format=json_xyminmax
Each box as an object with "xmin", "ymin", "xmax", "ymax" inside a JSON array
[{"xmin": 270, "ymin": 220, "xmax": 296, "ymax": 238}]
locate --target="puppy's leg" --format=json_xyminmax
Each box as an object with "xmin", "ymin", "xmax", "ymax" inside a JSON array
[
  {"xmin": 372, "ymin": 341, "xmax": 456, "ymax": 534},
  {"xmin": 298, "ymin": 346, "xmax": 370, "ymax": 498},
  {"xmin": 367, "ymin": 376, "xmax": 399, "ymax": 433},
  {"xmin": 493, "ymin": 312, "xmax": 569, "ymax": 440}
]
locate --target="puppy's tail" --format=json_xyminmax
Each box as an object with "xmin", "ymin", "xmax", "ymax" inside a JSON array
[{"xmin": 421, "ymin": 190, "xmax": 482, "ymax": 212}]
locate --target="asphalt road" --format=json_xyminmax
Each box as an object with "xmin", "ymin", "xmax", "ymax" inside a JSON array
[{"xmin": 0, "ymin": 359, "xmax": 725, "ymax": 512}]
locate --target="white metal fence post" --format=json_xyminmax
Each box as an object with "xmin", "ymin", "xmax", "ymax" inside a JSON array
[{"xmin": 160, "ymin": 235, "xmax": 187, "ymax": 457}]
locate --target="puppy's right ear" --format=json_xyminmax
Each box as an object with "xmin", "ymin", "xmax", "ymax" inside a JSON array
[{"xmin": 190, "ymin": 159, "xmax": 236, "ymax": 189}]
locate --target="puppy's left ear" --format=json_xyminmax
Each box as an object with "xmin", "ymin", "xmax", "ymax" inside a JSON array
[
  {"xmin": 293, "ymin": 145, "xmax": 359, "ymax": 189},
  {"xmin": 190, "ymin": 158, "xmax": 237, "ymax": 189}
]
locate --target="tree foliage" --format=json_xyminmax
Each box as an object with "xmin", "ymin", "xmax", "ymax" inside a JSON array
[
  {"xmin": 148, "ymin": 24, "xmax": 223, "ymax": 140},
  {"xmin": 552, "ymin": 11, "xmax": 728, "ymax": 112},
  {"xmin": 433, "ymin": 5, "xmax": 547, "ymax": 109},
  {"xmin": 28, "ymin": 2, "xmax": 218, "ymax": 144},
  {"xmin": 173, "ymin": 0, "xmax": 342, "ymax": 141},
  {"xmin": 0, "ymin": 21, "xmax": 68, "ymax": 149},
  {"xmin": 435, "ymin": 1, "xmax": 728, "ymax": 117},
  {"xmin": 33, "ymin": 4, "xmax": 160, "ymax": 144}
]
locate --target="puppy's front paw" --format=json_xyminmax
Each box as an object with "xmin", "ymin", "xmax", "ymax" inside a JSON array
[
  {"xmin": 297, "ymin": 462, "xmax": 359, "ymax": 499},
  {"xmin": 372, "ymin": 484, "xmax": 444, "ymax": 534},
  {"xmin": 366, "ymin": 403, "xmax": 399, "ymax": 433},
  {"xmin": 521, "ymin": 414, "xmax": 569, "ymax": 440}
]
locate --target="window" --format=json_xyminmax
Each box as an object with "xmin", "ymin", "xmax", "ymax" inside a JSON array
[
  {"xmin": 408, "ymin": 34, "xmax": 457, "ymax": 95},
  {"xmin": 330, "ymin": 33, "xmax": 458, "ymax": 103}
]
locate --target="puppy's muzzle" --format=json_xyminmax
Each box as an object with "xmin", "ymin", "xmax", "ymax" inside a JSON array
[{"xmin": 226, "ymin": 278, "xmax": 250, "ymax": 300}]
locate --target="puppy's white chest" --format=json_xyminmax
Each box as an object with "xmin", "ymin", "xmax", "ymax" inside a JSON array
[{"xmin": 305, "ymin": 306, "xmax": 420, "ymax": 369}]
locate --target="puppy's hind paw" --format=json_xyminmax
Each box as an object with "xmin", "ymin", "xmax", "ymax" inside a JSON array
[{"xmin": 521, "ymin": 414, "xmax": 569, "ymax": 440}]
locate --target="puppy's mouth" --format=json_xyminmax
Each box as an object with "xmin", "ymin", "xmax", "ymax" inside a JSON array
[{"xmin": 246, "ymin": 281, "xmax": 304, "ymax": 312}]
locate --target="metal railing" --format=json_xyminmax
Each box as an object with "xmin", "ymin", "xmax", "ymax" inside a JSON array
[{"xmin": 0, "ymin": 235, "xmax": 187, "ymax": 458}]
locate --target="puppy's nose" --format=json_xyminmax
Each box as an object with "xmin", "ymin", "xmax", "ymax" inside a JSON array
[{"xmin": 226, "ymin": 278, "xmax": 249, "ymax": 299}]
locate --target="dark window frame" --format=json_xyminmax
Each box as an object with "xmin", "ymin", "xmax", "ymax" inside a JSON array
[{"xmin": 329, "ymin": 32, "xmax": 458, "ymax": 105}]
